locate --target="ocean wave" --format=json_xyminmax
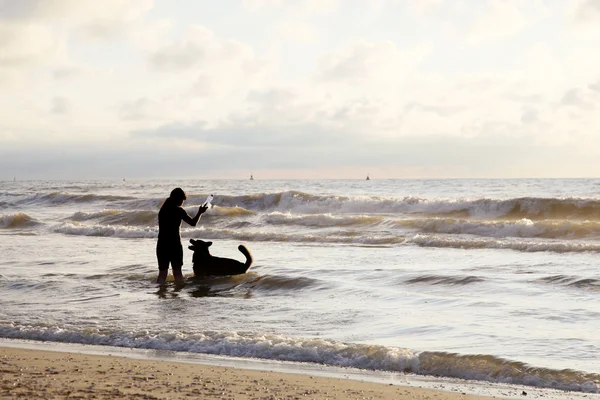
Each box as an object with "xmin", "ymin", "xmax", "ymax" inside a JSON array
[
  {"xmin": 263, "ymin": 212, "xmax": 383, "ymax": 227},
  {"xmin": 53, "ymin": 222, "xmax": 157, "ymax": 238},
  {"xmin": 65, "ymin": 206, "xmax": 253, "ymax": 228},
  {"xmin": 535, "ymin": 275, "xmax": 600, "ymax": 292},
  {"xmin": 51, "ymin": 222, "xmax": 406, "ymax": 245},
  {"xmin": 60, "ymin": 206, "xmax": 600, "ymax": 241},
  {"xmin": 215, "ymin": 191, "xmax": 380, "ymax": 214},
  {"xmin": 184, "ymin": 274, "xmax": 324, "ymax": 298},
  {"xmin": 16, "ymin": 192, "xmax": 135, "ymax": 206},
  {"xmin": 0, "ymin": 324, "xmax": 597, "ymax": 393},
  {"xmin": 11, "ymin": 190, "xmax": 600, "ymax": 222},
  {"xmin": 188, "ymin": 229, "xmax": 406, "ymax": 245},
  {"xmin": 50, "ymin": 220, "xmax": 600, "ymax": 253},
  {"xmin": 418, "ymin": 351, "xmax": 599, "ymax": 392},
  {"xmin": 0, "ymin": 213, "xmax": 41, "ymax": 229},
  {"xmin": 404, "ymin": 275, "xmax": 485, "ymax": 286},
  {"xmin": 68, "ymin": 209, "xmax": 157, "ymax": 226},
  {"xmin": 245, "ymin": 274, "xmax": 323, "ymax": 292},
  {"xmin": 212, "ymin": 192, "xmax": 600, "ymax": 220},
  {"xmin": 410, "ymin": 235, "xmax": 600, "ymax": 253},
  {"xmin": 395, "ymin": 217, "xmax": 600, "ymax": 239},
  {"xmin": 211, "ymin": 206, "xmax": 256, "ymax": 217}
]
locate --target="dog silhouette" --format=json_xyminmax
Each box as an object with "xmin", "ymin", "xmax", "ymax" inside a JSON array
[{"xmin": 188, "ymin": 239, "xmax": 253, "ymax": 277}]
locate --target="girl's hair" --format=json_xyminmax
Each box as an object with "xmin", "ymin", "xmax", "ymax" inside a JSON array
[{"xmin": 169, "ymin": 187, "xmax": 187, "ymax": 201}]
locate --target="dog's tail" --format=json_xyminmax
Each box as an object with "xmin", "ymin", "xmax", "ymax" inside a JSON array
[{"xmin": 238, "ymin": 245, "xmax": 253, "ymax": 268}]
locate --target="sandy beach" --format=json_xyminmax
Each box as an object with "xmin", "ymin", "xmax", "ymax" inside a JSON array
[{"xmin": 0, "ymin": 345, "xmax": 503, "ymax": 400}]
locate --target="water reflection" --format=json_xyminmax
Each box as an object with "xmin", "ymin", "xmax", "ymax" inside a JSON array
[
  {"xmin": 152, "ymin": 273, "xmax": 261, "ymax": 299},
  {"xmin": 187, "ymin": 274, "xmax": 258, "ymax": 298},
  {"xmin": 154, "ymin": 285, "xmax": 177, "ymax": 299}
]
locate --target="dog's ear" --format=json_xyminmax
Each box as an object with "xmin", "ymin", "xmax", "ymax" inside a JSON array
[
  {"xmin": 207, "ymin": 241, "xmax": 213, "ymax": 247},
  {"xmin": 189, "ymin": 239, "xmax": 196, "ymax": 245}
]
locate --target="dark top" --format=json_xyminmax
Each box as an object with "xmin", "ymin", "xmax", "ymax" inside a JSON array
[{"xmin": 158, "ymin": 199, "xmax": 191, "ymax": 244}]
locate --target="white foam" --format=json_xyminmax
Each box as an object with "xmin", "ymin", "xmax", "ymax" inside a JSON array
[
  {"xmin": 53, "ymin": 222, "xmax": 158, "ymax": 238},
  {"xmin": 0, "ymin": 324, "xmax": 597, "ymax": 393},
  {"xmin": 410, "ymin": 234, "xmax": 600, "ymax": 253}
]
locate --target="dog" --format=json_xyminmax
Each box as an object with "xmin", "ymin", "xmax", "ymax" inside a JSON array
[{"xmin": 188, "ymin": 239, "xmax": 253, "ymax": 277}]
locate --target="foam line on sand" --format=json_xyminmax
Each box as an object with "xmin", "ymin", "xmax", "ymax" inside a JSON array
[{"xmin": 1, "ymin": 340, "xmax": 597, "ymax": 400}]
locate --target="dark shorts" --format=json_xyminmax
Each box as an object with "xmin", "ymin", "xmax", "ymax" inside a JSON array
[{"xmin": 156, "ymin": 241, "xmax": 183, "ymax": 271}]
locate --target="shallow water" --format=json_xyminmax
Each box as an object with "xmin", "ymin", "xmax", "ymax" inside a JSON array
[{"xmin": 1, "ymin": 178, "xmax": 599, "ymax": 392}]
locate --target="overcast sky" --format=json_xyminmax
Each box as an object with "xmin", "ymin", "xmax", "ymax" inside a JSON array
[{"xmin": 0, "ymin": 0, "xmax": 599, "ymax": 180}]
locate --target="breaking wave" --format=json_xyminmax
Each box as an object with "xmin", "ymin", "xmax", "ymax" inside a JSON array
[
  {"xmin": 410, "ymin": 235, "xmax": 600, "ymax": 253},
  {"xmin": 5, "ymin": 189, "xmax": 600, "ymax": 221},
  {"xmin": 0, "ymin": 324, "xmax": 597, "ymax": 393},
  {"xmin": 16, "ymin": 192, "xmax": 135, "ymax": 206},
  {"xmin": 0, "ymin": 213, "xmax": 41, "ymax": 229},
  {"xmin": 264, "ymin": 212, "xmax": 383, "ymax": 227},
  {"xmin": 57, "ymin": 209, "xmax": 600, "ymax": 241},
  {"xmin": 49, "ymin": 221, "xmax": 600, "ymax": 253},
  {"xmin": 53, "ymin": 222, "xmax": 157, "ymax": 238},
  {"xmin": 213, "ymin": 192, "xmax": 600, "ymax": 221},
  {"xmin": 8, "ymin": 188, "xmax": 596, "ymax": 256},
  {"xmin": 394, "ymin": 217, "xmax": 600, "ymax": 239},
  {"xmin": 68, "ymin": 209, "xmax": 157, "ymax": 226}
]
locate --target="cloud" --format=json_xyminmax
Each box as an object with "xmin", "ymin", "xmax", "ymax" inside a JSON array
[
  {"xmin": 520, "ymin": 108, "xmax": 539, "ymax": 124},
  {"xmin": 247, "ymin": 88, "xmax": 297, "ymax": 109},
  {"xmin": 409, "ymin": 0, "xmax": 445, "ymax": 16},
  {"xmin": 149, "ymin": 26, "xmax": 213, "ymax": 71},
  {"xmin": 304, "ymin": 0, "xmax": 339, "ymax": 14},
  {"xmin": 146, "ymin": 25, "xmax": 277, "ymax": 114},
  {"xmin": 51, "ymin": 96, "xmax": 70, "ymax": 114},
  {"xmin": 242, "ymin": 0, "xmax": 283, "ymax": 8},
  {"xmin": 410, "ymin": 0, "xmax": 549, "ymax": 45},
  {"xmin": 0, "ymin": 22, "xmax": 64, "ymax": 68},
  {"xmin": 589, "ymin": 80, "xmax": 600, "ymax": 92},
  {"xmin": 0, "ymin": 0, "xmax": 154, "ymax": 31},
  {"xmin": 0, "ymin": 0, "xmax": 69, "ymax": 20},
  {"xmin": 149, "ymin": 25, "xmax": 269, "ymax": 79},
  {"xmin": 560, "ymin": 87, "xmax": 598, "ymax": 109},
  {"xmin": 118, "ymin": 97, "xmax": 163, "ymax": 121},
  {"xmin": 403, "ymin": 101, "xmax": 466, "ymax": 117},
  {"xmin": 573, "ymin": 0, "xmax": 600, "ymax": 24},
  {"xmin": 242, "ymin": 0, "xmax": 338, "ymax": 14},
  {"xmin": 51, "ymin": 63, "xmax": 112, "ymax": 81},
  {"xmin": 132, "ymin": 121, "xmax": 345, "ymax": 150},
  {"xmin": 1, "ymin": 1, "xmax": 599, "ymax": 179},
  {"xmin": 468, "ymin": 0, "xmax": 528, "ymax": 44},
  {"xmin": 76, "ymin": 0, "xmax": 154, "ymax": 39},
  {"xmin": 276, "ymin": 21, "xmax": 316, "ymax": 44},
  {"xmin": 0, "ymin": 0, "xmax": 155, "ymax": 79},
  {"xmin": 4, "ymin": 119, "xmax": 594, "ymax": 179},
  {"xmin": 316, "ymin": 40, "xmax": 430, "ymax": 83},
  {"xmin": 244, "ymin": 85, "xmax": 396, "ymax": 134},
  {"xmin": 0, "ymin": 0, "xmax": 155, "ymax": 48}
]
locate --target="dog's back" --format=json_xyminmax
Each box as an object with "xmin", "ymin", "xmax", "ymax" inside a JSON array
[{"xmin": 189, "ymin": 239, "xmax": 253, "ymax": 277}]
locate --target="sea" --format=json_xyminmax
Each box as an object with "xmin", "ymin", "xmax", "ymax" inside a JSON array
[{"xmin": 1, "ymin": 178, "xmax": 599, "ymax": 395}]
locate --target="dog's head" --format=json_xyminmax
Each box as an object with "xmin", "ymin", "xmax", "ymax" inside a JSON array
[{"xmin": 189, "ymin": 239, "xmax": 212, "ymax": 256}]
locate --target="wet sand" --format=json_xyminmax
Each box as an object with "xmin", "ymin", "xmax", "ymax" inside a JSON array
[{"xmin": 0, "ymin": 346, "xmax": 495, "ymax": 400}]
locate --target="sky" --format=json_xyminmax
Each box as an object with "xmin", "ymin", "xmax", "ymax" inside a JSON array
[{"xmin": 0, "ymin": 0, "xmax": 599, "ymax": 180}]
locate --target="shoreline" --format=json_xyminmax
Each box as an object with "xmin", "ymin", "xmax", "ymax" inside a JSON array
[{"xmin": 2, "ymin": 339, "xmax": 597, "ymax": 400}]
